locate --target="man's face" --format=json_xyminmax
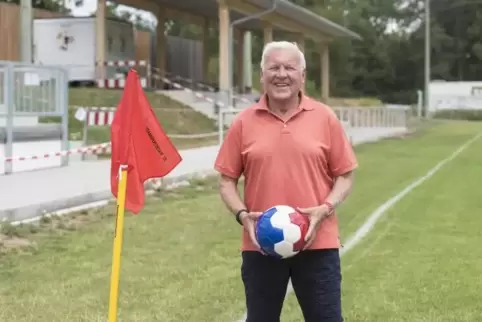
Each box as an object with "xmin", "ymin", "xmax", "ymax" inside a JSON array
[{"xmin": 261, "ymin": 48, "xmax": 305, "ymax": 101}]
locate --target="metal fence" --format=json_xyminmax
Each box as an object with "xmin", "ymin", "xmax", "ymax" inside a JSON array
[
  {"xmin": 218, "ymin": 106, "xmax": 409, "ymax": 145},
  {"xmin": 333, "ymin": 107, "xmax": 408, "ymax": 128},
  {"xmin": 0, "ymin": 61, "xmax": 69, "ymax": 174}
]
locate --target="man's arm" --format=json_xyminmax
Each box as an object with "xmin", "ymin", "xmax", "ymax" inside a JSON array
[
  {"xmin": 325, "ymin": 111, "xmax": 358, "ymax": 210},
  {"xmin": 325, "ymin": 170, "xmax": 355, "ymax": 209},
  {"xmin": 219, "ymin": 174, "xmax": 247, "ymax": 215}
]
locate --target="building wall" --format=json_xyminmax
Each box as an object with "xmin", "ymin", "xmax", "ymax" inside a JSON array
[
  {"xmin": 134, "ymin": 29, "xmax": 151, "ymax": 63},
  {"xmin": 0, "ymin": 3, "xmax": 152, "ymax": 64},
  {"xmin": 430, "ymin": 81, "xmax": 482, "ymax": 111},
  {"xmin": 0, "ymin": 2, "xmax": 66, "ymax": 61}
]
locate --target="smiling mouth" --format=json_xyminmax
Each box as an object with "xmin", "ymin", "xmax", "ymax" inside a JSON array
[{"xmin": 274, "ymin": 84, "xmax": 290, "ymax": 87}]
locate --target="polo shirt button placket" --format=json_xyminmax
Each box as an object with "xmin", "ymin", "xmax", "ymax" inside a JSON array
[{"xmin": 281, "ymin": 122, "xmax": 290, "ymax": 134}]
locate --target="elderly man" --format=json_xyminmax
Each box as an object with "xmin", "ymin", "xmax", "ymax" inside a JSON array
[{"xmin": 214, "ymin": 41, "xmax": 357, "ymax": 322}]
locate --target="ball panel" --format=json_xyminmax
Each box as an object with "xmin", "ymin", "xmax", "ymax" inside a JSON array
[
  {"xmin": 289, "ymin": 212, "xmax": 310, "ymax": 251},
  {"xmin": 269, "ymin": 210, "xmax": 291, "ymax": 230},
  {"xmin": 256, "ymin": 207, "xmax": 284, "ymax": 257},
  {"xmin": 273, "ymin": 205, "xmax": 296, "ymax": 215},
  {"xmin": 274, "ymin": 240, "xmax": 298, "ymax": 259},
  {"xmin": 282, "ymin": 222, "xmax": 302, "ymax": 243}
]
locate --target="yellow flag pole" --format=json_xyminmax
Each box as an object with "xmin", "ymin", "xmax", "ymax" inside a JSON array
[{"xmin": 108, "ymin": 165, "xmax": 128, "ymax": 322}]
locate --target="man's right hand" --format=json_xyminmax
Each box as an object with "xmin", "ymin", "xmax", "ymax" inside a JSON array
[{"xmin": 240, "ymin": 211, "xmax": 262, "ymax": 250}]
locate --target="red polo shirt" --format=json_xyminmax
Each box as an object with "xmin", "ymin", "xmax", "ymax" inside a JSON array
[{"xmin": 214, "ymin": 93, "xmax": 358, "ymax": 251}]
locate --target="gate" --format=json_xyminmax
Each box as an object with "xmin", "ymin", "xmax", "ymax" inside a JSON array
[{"xmin": 0, "ymin": 61, "xmax": 69, "ymax": 174}]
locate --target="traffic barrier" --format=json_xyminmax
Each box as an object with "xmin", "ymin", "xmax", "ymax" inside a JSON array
[{"xmin": 96, "ymin": 60, "xmax": 150, "ymax": 89}]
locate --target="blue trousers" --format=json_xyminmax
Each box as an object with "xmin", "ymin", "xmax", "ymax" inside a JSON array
[{"xmin": 241, "ymin": 249, "xmax": 343, "ymax": 322}]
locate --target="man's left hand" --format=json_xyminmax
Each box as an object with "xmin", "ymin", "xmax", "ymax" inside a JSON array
[{"xmin": 296, "ymin": 205, "xmax": 332, "ymax": 250}]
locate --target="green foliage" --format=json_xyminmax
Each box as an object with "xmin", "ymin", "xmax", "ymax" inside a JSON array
[
  {"xmin": 433, "ymin": 109, "xmax": 482, "ymax": 121},
  {"xmin": 287, "ymin": 0, "xmax": 482, "ymax": 106},
  {"xmin": 6, "ymin": 0, "xmax": 482, "ymax": 108},
  {"xmin": 0, "ymin": 0, "xmax": 68, "ymax": 12}
]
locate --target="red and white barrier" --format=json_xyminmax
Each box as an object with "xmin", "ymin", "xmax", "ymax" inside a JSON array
[
  {"xmin": 1, "ymin": 141, "xmax": 165, "ymax": 187},
  {"xmin": 75, "ymin": 106, "xmax": 220, "ymax": 142},
  {"xmin": 3, "ymin": 142, "xmax": 111, "ymax": 163},
  {"xmin": 98, "ymin": 60, "xmax": 148, "ymax": 67},
  {"xmin": 97, "ymin": 78, "xmax": 148, "ymax": 89},
  {"xmin": 85, "ymin": 107, "xmax": 116, "ymax": 126},
  {"xmin": 96, "ymin": 60, "xmax": 150, "ymax": 89}
]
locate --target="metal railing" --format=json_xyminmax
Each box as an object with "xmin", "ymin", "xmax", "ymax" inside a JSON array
[
  {"xmin": 332, "ymin": 107, "xmax": 408, "ymax": 128},
  {"xmin": 0, "ymin": 61, "xmax": 69, "ymax": 174},
  {"xmin": 218, "ymin": 106, "xmax": 409, "ymax": 145}
]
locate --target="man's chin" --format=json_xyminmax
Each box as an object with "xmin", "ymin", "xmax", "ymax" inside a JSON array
[{"xmin": 268, "ymin": 92, "xmax": 293, "ymax": 101}]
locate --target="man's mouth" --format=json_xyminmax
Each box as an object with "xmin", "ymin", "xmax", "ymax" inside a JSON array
[{"xmin": 274, "ymin": 83, "xmax": 290, "ymax": 88}]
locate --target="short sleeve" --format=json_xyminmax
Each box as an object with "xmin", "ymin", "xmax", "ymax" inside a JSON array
[
  {"xmin": 214, "ymin": 118, "xmax": 244, "ymax": 179},
  {"xmin": 328, "ymin": 113, "xmax": 358, "ymax": 177}
]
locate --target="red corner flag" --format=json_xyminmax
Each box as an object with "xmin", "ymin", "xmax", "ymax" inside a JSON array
[{"xmin": 110, "ymin": 69, "xmax": 182, "ymax": 214}]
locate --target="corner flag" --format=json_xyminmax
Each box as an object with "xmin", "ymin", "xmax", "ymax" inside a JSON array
[{"xmin": 108, "ymin": 69, "xmax": 182, "ymax": 321}]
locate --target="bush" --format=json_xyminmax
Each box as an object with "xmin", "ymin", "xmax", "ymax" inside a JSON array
[{"xmin": 432, "ymin": 109, "xmax": 482, "ymax": 121}]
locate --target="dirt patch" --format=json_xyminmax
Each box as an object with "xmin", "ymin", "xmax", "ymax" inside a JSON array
[{"xmin": 0, "ymin": 233, "xmax": 34, "ymax": 252}]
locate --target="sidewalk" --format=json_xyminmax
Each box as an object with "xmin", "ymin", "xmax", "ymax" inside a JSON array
[{"xmin": 0, "ymin": 126, "xmax": 407, "ymax": 223}]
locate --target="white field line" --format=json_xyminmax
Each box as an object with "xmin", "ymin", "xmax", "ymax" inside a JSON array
[{"xmin": 235, "ymin": 131, "xmax": 482, "ymax": 322}]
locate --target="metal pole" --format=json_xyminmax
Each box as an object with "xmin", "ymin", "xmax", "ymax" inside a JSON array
[
  {"xmin": 424, "ymin": 0, "xmax": 431, "ymax": 118},
  {"xmin": 228, "ymin": 0, "xmax": 279, "ymax": 107},
  {"xmin": 243, "ymin": 31, "xmax": 253, "ymax": 92},
  {"xmin": 417, "ymin": 89, "xmax": 423, "ymax": 118},
  {"xmin": 218, "ymin": 109, "xmax": 223, "ymax": 145},
  {"xmin": 60, "ymin": 68, "xmax": 69, "ymax": 167},
  {"xmin": 4, "ymin": 64, "xmax": 14, "ymax": 175},
  {"xmin": 20, "ymin": 0, "xmax": 33, "ymax": 63}
]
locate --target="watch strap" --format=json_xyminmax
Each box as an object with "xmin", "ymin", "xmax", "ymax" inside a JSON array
[{"xmin": 235, "ymin": 209, "xmax": 248, "ymax": 225}]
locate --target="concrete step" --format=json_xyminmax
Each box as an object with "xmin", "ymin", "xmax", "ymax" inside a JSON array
[{"xmin": 156, "ymin": 90, "xmax": 254, "ymax": 127}]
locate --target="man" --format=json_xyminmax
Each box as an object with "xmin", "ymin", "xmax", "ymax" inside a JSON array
[{"xmin": 214, "ymin": 41, "xmax": 357, "ymax": 322}]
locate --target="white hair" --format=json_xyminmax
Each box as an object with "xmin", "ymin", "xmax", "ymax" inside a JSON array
[{"xmin": 260, "ymin": 41, "xmax": 306, "ymax": 71}]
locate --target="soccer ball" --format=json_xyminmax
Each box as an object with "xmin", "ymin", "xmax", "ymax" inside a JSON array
[{"xmin": 255, "ymin": 205, "xmax": 309, "ymax": 259}]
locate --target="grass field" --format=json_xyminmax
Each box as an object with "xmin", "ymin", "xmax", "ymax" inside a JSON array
[
  {"xmin": 1, "ymin": 120, "xmax": 481, "ymax": 322},
  {"xmin": 40, "ymin": 87, "xmax": 218, "ymax": 149}
]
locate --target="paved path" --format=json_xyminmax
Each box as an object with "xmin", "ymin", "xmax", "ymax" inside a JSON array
[{"xmin": 0, "ymin": 127, "xmax": 407, "ymax": 223}]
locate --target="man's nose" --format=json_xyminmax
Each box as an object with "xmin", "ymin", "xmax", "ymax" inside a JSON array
[{"xmin": 276, "ymin": 66, "xmax": 288, "ymax": 77}]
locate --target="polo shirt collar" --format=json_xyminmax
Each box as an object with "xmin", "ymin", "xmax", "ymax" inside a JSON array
[{"xmin": 254, "ymin": 91, "xmax": 314, "ymax": 111}]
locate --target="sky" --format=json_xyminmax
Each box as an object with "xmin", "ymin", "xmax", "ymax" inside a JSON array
[{"xmin": 67, "ymin": 0, "xmax": 155, "ymax": 22}]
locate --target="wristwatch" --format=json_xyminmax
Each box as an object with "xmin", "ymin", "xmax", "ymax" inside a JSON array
[{"xmin": 235, "ymin": 209, "xmax": 248, "ymax": 226}]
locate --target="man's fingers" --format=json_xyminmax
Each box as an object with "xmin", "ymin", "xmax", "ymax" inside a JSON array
[
  {"xmin": 297, "ymin": 206, "xmax": 316, "ymax": 214},
  {"xmin": 247, "ymin": 223, "xmax": 260, "ymax": 249},
  {"xmin": 297, "ymin": 207, "xmax": 310, "ymax": 214},
  {"xmin": 303, "ymin": 235, "xmax": 315, "ymax": 250},
  {"xmin": 248, "ymin": 211, "xmax": 262, "ymax": 219},
  {"xmin": 304, "ymin": 220, "xmax": 316, "ymax": 242}
]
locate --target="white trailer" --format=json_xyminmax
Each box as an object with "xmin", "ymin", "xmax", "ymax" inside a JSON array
[
  {"xmin": 429, "ymin": 81, "xmax": 482, "ymax": 111},
  {"xmin": 33, "ymin": 17, "xmax": 136, "ymax": 84}
]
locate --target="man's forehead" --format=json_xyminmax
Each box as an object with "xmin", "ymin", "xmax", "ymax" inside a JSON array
[{"xmin": 265, "ymin": 49, "xmax": 299, "ymax": 63}]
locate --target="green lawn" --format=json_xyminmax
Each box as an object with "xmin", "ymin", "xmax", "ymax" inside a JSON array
[
  {"xmin": 40, "ymin": 87, "xmax": 219, "ymax": 149},
  {"xmin": 1, "ymin": 120, "xmax": 481, "ymax": 322}
]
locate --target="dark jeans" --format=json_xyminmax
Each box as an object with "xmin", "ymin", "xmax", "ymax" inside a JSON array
[{"xmin": 241, "ymin": 249, "xmax": 343, "ymax": 322}]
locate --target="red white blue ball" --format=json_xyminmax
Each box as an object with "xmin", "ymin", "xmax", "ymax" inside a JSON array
[{"xmin": 256, "ymin": 205, "xmax": 309, "ymax": 259}]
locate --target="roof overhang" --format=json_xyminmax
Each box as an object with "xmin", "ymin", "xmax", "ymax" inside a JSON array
[{"xmin": 112, "ymin": 0, "xmax": 362, "ymax": 42}]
